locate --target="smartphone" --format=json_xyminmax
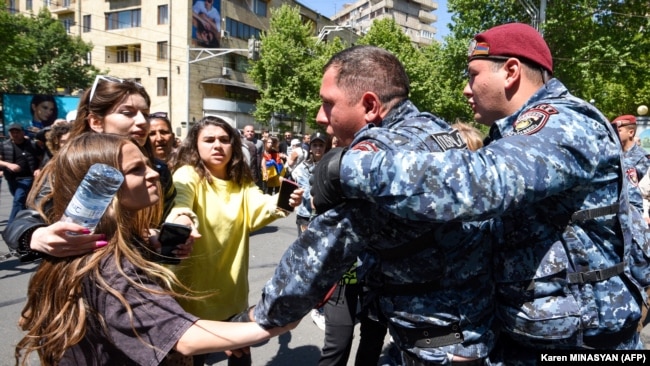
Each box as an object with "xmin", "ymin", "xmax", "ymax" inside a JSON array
[
  {"xmin": 277, "ymin": 179, "xmax": 300, "ymax": 212},
  {"xmin": 158, "ymin": 222, "xmax": 192, "ymax": 265}
]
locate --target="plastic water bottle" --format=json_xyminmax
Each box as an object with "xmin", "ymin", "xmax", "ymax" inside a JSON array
[{"xmin": 61, "ymin": 163, "xmax": 124, "ymax": 233}]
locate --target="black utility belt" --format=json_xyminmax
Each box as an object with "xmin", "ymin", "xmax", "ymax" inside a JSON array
[{"xmin": 392, "ymin": 322, "xmax": 464, "ymax": 349}]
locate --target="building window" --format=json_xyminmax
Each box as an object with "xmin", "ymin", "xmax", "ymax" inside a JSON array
[
  {"xmin": 253, "ymin": 0, "xmax": 267, "ymax": 17},
  {"xmin": 158, "ymin": 5, "xmax": 168, "ymax": 25},
  {"xmin": 86, "ymin": 52, "xmax": 92, "ymax": 65},
  {"xmin": 62, "ymin": 18, "xmax": 73, "ymax": 33},
  {"xmin": 157, "ymin": 41, "xmax": 168, "ymax": 60},
  {"xmin": 83, "ymin": 15, "xmax": 91, "ymax": 32},
  {"xmin": 106, "ymin": 9, "xmax": 141, "ymax": 30},
  {"xmin": 117, "ymin": 46, "xmax": 129, "ymax": 63},
  {"xmin": 157, "ymin": 77, "xmax": 168, "ymax": 96},
  {"xmin": 133, "ymin": 45, "xmax": 141, "ymax": 62},
  {"xmin": 225, "ymin": 18, "xmax": 261, "ymax": 41},
  {"xmin": 26, "ymin": 0, "xmax": 33, "ymax": 11},
  {"xmin": 8, "ymin": 0, "xmax": 17, "ymax": 14}
]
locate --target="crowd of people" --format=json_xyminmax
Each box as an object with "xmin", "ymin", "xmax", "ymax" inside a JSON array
[{"xmin": 3, "ymin": 21, "xmax": 650, "ymax": 366}]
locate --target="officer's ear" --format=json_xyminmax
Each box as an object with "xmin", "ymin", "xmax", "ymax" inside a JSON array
[
  {"xmin": 361, "ymin": 91, "xmax": 382, "ymax": 123},
  {"xmin": 504, "ymin": 58, "xmax": 523, "ymax": 90}
]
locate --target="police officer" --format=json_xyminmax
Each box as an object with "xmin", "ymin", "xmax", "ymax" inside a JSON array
[
  {"xmin": 312, "ymin": 23, "xmax": 648, "ymax": 362},
  {"xmin": 244, "ymin": 45, "xmax": 498, "ymax": 365},
  {"xmin": 611, "ymin": 114, "xmax": 650, "ymax": 212}
]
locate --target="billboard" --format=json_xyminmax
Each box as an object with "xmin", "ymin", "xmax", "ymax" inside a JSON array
[
  {"xmin": 2, "ymin": 94, "xmax": 80, "ymax": 136},
  {"xmin": 191, "ymin": 0, "xmax": 222, "ymax": 48}
]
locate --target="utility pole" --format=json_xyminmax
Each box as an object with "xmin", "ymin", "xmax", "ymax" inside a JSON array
[{"xmin": 519, "ymin": 0, "xmax": 547, "ymax": 35}]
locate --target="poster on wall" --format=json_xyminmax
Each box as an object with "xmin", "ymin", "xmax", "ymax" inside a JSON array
[
  {"xmin": 191, "ymin": 0, "xmax": 222, "ymax": 48},
  {"xmin": 2, "ymin": 94, "xmax": 80, "ymax": 136},
  {"xmin": 637, "ymin": 121, "xmax": 650, "ymax": 154}
]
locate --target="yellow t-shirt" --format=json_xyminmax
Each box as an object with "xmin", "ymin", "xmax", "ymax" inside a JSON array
[{"xmin": 168, "ymin": 165, "xmax": 285, "ymax": 320}]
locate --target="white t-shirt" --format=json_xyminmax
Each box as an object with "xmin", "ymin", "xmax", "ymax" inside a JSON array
[{"xmin": 192, "ymin": 1, "xmax": 221, "ymax": 32}]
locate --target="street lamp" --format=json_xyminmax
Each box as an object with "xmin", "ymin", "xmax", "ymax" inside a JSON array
[{"xmin": 636, "ymin": 105, "xmax": 650, "ymax": 153}]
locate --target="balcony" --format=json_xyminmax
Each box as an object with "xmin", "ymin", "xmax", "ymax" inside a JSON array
[
  {"xmin": 411, "ymin": 0, "xmax": 437, "ymax": 12},
  {"xmin": 50, "ymin": 0, "xmax": 76, "ymax": 15},
  {"xmin": 418, "ymin": 9, "xmax": 437, "ymax": 24}
]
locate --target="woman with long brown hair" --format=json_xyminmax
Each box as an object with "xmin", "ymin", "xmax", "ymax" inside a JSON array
[
  {"xmin": 15, "ymin": 133, "xmax": 297, "ymax": 365},
  {"xmin": 166, "ymin": 116, "xmax": 303, "ymax": 365},
  {"xmin": 4, "ymin": 75, "xmax": 180, "ymax": 261}
]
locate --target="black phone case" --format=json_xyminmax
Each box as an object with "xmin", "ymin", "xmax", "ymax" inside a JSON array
[
  {"xmin": 158, "ymin": 222, "xmax": 191, "ymax": 264},
  {"xmin": 277, "ymin": 179, "xmax": 299, "ymax": 212}
]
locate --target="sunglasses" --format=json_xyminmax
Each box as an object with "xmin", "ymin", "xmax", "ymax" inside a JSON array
[
  {"xmin": 149, "ymin": 111, "xmax": 169, "ymax": 120},
  {"xmin": 88, "ymin": 75, "xmax": 143, "ymax": 104}
]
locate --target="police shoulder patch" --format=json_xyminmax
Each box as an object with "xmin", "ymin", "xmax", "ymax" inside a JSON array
[
  {"xmin": 627, "ymin": 167, "xmax": 639, "ymax": 187},
  {"xmin": 353, "ymin": 141, "xmax": 379, "ymax": 151},
  {"xmin": 430, "ymin": 129, "xmax": 467, "ymax": 151},
  {"xmin": 512, "ymin": 103, "xmax": 559, "ymax": 135}
]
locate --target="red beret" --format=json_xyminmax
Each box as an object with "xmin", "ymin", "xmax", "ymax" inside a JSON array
[
  {"xmin": 468, "ymin": 23, "xmax": 553, "ymax": 75},
  {"xmin": 611, "ymin": 115, "xmax": 637, "ymax": 127}
]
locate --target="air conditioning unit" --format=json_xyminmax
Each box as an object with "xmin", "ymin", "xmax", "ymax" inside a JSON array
[
  {"xmin": 221, "ymin": 30, "xmax": 229, "ymax": 39},
  {"xmin": 222, "ymin": 67, "xmax": 232, "ymax": 76}
]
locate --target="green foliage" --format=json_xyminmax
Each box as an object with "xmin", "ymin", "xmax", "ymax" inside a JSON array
[
  {"xmin": 445, "ymin": 0, "xmax": 650, "ymax": 119},
  {"xmin": 252, "ymin": 0, "xmax": 650, "ymax": 130},
  {"xmin": 0, "ymin": 8, "xmax": 98, "ymax": 94},
  {"xmin": 249, "ymin": 4, "xmax": 344, "ymax": 131}
]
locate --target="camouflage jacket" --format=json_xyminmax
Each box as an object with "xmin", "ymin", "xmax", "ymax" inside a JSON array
[
  {"xmin": 623, "ymin": 143, "xmax": 650, "ymax": 211},
  {"xmin": 337, "ymin": 79, "xmax": 649, "ymax": 349},
  {"xmin": 255, "ymin": 100, "xmax": 497, "ymax": 361}
]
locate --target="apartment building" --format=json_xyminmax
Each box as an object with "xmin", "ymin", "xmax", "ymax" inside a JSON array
[
  {"xmin": 332, "ymin": 0, "xmax": 438, "ymax": 47},
  {"xmin": 6, "ymin": 0, "xmax": 351, "ymax": 137}
]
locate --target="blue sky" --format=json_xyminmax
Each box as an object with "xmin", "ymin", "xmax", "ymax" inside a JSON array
[{"xmin": 296, "ymin": 0, "xmax": 452, "ymax": 41}]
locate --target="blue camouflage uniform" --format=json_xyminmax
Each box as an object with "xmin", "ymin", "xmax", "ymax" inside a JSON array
[
  {"xmin": 334, "ymin": 79, "xmax": 650, "ymax": 358},
  {"xmin": 622, "ymin": 143, "xmax": 650, "ymax": 212},
  {"xmin": 625, "ymin": 143, "xmax": 650, "ymax": 180},
  {"xmin": 254, "ymin": 100, "xmax": 497, "ymax": 364}
]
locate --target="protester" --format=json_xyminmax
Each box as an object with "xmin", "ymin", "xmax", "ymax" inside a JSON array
[
  {"xmin": 301, "ymin": 133, "xmax": 311, "ymax": 152},
  {"xmin": 246, "ymin": 45, "xmax": 495, "ymax": 365},
  {"xmin": 39, "ymin": 119, "xmax": 72, "ymax": 168},
  {"xmin": 312, "ymin": 23, "xmax": 649, "ymax": 362},
  {"xmin": 243, "ymin": 124, "xmax": 264, "ymax": 187},
  {"xmin": 290, "ymin": 132, "xmax": 330, "ymax": 235},
  {"xmin": 278, "ymin": 131, "xmax": 292, "ymax": 161},
  {"xmin": 166, "ymin": 116, "xmax": 303, "ymax": 366},
  {"xmin": 0, "ymin": 123, "xmax": 43, "ymax": 223},
  {"xmin": 4, "ymin": 75, "xmax": 181, "ymax": 262},
  {"xmin": 148, "ymin": 111, "xmax": 177, "ymax": 168},
  {"xmin": 15, "ymin": 133, "xmax": 297, "ymax": 366},
  {"xmin": 261, "ymin": 135, "xmax": 284, "ymax": 195},
  {"xmin": 285, "ymin": 138, "xmax": 307, "ymax": 176}
]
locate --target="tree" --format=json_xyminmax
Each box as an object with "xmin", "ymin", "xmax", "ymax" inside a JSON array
[
  {"xmin": 443, "ymin": 0, "xmax": 650, "ymax": 119},
  {"xmin": 0, "ymin": 7, "xmax": 98, "ymax": 94},
  {"xmin": 249, "ymin": 5, "xmax": 344, "ymax": 132}
]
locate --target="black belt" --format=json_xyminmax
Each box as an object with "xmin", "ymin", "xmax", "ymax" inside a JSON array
[
  {"xmin": 393, "ymin": 323, "xmax": 464, "ymax": 349},
  {"xmin": 567, "ymin": 262, "xmax": 625, "ymax": 284}
]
